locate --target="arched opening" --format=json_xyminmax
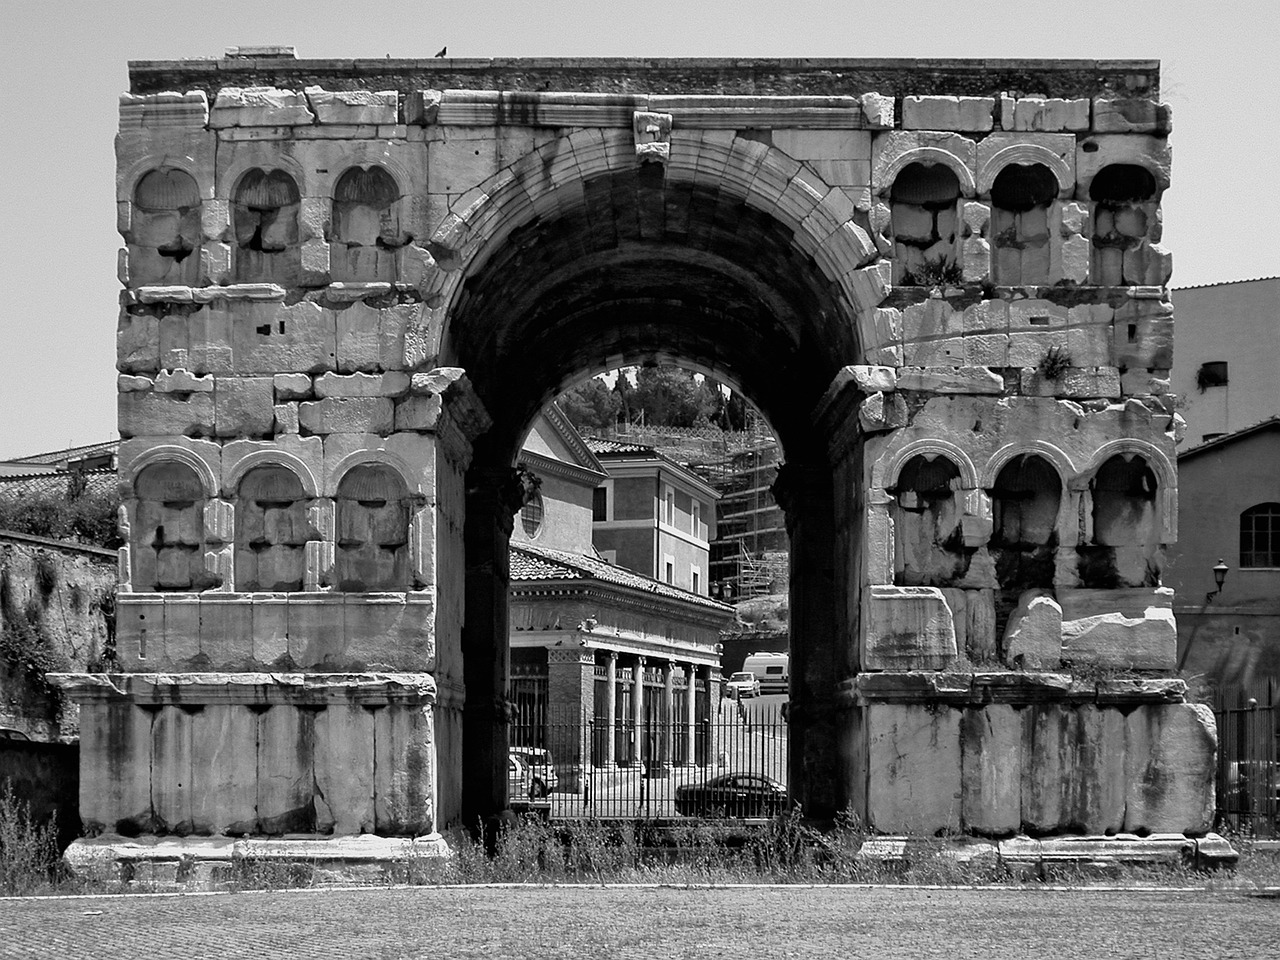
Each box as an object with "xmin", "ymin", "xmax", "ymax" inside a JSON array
[
  {"xmin": 889, "ymin": 163, "xmax": 962, "ymax": 285},
  {"xmin": 990, "ymin": 163, "xmax": 1058, "ymax": 285},
  {"xmin": 441, "ymin": 163, "xmax": 860, "ymax": 824},
  {"xmin": 890, "ymin": 453, "xmax": 966, "ymax": 586},
  {"xmin": 331, "ymin": 165, "xmax": 405, "ymax": 282},
  {"xmin": 130, "ymin": 168, "xmax": 201, "ymax": 286},
  {"xmin": 234, "ymin": 464, "xmax": 313, "ymax": 591},
  {"xmin": 1089, "ymin": 163, "xmax": 1158, "ymax": 286},
  {"xmin": 989, "ymin": 454, "xmax": 1061, "ymax": 630},
  {"xmin": 1080, "ymin": 453, "xmax": 1160, "ymax": 588},
  {"xmin": 232, "ymin": 168, "xmax": 301, "ymax": 283},
  {"xmin": 335, "ymin": 464, "xmax": 412, "ymax": 591},
  {"xmin": 132, "ymin": 461, "xmax": 209, "ymax": 592}
]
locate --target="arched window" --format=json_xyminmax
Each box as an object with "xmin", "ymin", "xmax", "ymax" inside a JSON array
[
  {"xmin": 1240, "ymin": 503, "xmax": 1280, "ymax": 568},
  {"xmin": 891, "ymin": 454, "xmax": 964, "ymax": 586},
  {"xmin": 1091, "ymin": 454, "xmax": 1158, "ymax": 547},
  {"xmin": 990, "ymin": 163, "xmax": 1058, "ymax": 285},
  {"xmin": 232, "ymin": 168, "xmax": 300, "ymax": 283},
  {"xmin": 1089, "ymin": 164, "xmax": 1157, "ymax": 285},
  {"xmin": 133, "ymin": 461, "xmax": 208, "ymax": 592},
  {"xmin": 336, "ymin": 465, "xmax": 411, "ymax": 591},
  {"xmin": 331, "ymin": 165, "xmax": 403, "ymax": 282},
  {"xmin": 130, "ymin": 168, "xmax": 201, "ymax": 286},
  {"xmin": 889, "ymin": 163, "xmax": 962, "ymax": 285},
  {"xmin": 235, "ymin": 465, "xmax": 312, "ymax": 591}
]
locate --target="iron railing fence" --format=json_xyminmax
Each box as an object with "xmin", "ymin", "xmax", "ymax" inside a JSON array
[
  {"xmin": 1213, "ymin": 680, "xmax": 1279, "ymax": 837},
  {"xmin": 511, "ymin": 699, "xmax": 788, "ymax": 819}
]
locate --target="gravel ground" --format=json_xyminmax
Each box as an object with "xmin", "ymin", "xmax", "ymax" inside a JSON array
[{"xmin": 2, "ymin": 885, "xmax": 1276, "ymax": 959}]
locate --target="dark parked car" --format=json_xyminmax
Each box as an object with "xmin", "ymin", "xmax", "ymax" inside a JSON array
[{"xmin": 674, "ymin": 773, "xmax": 788, "ymax": 818}]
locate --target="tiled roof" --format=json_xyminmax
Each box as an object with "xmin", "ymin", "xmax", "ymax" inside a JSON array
[
  {"xmin": 510, "ymin": 542, "xmax": 733, "ymax": 612},
  {"xmin": 583, "ymin": 438, "xmax": 659, "ymax": 456},
  {"xmin": 8, "ymin": 439, "xmax": 120, "ymax": 465},
  {"xmin": 1178, "ymin": 417, "xmax": 1280, "ymax": 461},
  {"xmin": 0, "ymin": 470, "xmax": 117, "ymax": 501}
]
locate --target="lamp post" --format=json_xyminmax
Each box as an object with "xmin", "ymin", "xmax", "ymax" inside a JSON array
[{"xmin": 1206, "ymin": 559, "xmax": 1230, "ymax": 604}]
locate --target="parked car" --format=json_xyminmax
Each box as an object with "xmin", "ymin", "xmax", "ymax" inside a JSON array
[
  {"xmin": 725, "ymin": 671, "xmax": 761, "ymax": 699},
  {"xmin": 742, "ymin": 652, "xmax": 789, "ymax": 694},
  {"xmin": 674, "ymin": 773, "xmax": 788, "ymax": 818},
  {"xmin": 507, "ymin": 754, "xmax": 532, "ymax": 801},
  {"xmin": 510, "ymin": 747, "xmax": 558, "ymax": 797}
]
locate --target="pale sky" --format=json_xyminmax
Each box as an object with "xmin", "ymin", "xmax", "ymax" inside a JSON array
[{"xmin": 1, "ymin": 0, "xmax": 1275, "ymax": 457}]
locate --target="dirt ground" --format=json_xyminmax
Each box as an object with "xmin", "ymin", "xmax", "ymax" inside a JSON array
[{"xmin": 2, "ymin": 884, "xmax": 1276, "ymax": 959}]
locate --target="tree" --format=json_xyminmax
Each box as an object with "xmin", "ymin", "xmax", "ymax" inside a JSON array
[
  {"xmin": 630, "ymin": 366, "xmax": 719, "ymax": 428},
  {"xmin": 557, "ymin": 377, "xmax": 622, "ymax": 433}
]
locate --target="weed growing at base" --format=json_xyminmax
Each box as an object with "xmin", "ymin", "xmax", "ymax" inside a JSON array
[{"xmin": 0, "ymin": 789, "xmax": 62, "ymax": 896}]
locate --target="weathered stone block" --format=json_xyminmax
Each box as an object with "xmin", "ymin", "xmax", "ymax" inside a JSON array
[
  {"xmin": 771, "ymin": 128, "xmax": 871, "ymax": 160},
  {"xmin": 865, "ymin": 703, "xmax": 962, "ymax": 833},
  {"xmin": 849, "ymin": 365, "xmax": 897, "ymax": 392},
  {"xmin": 298, "ymin": 397, "xmax": 394, "ymax": 435},
  {"xmin": 964, "ymin": 587, "xmax": 998, "ymax": 662},
  {"xmin": 118, "ymin": 391, "xmax": 215, "ymax": 438},
  {"xmin": 273, "ymin": 373, "xmax": 314, "ymax": 400},
  {"xmin": 209, "ymin": 87, "xmax": 315, "ymax": 127},
  {"xmin": 902, "ymin": 96, "xmax": 994, "ymax": 132},
  {"xmin": 1022, "ymin": 705, "xmax": 1126, "ymax": 835},
  {"xmin": 1001, "ymin": 589, "xmax": 1062, "ymax": 669},
  {"xmin": 305, "ymin": 87, "xmax": 398, "ymax": 125},
  {"xmin": 214, "ymin": 377, "xmax": 275, "ymax": 437},
  {"xmin": 864, "ymin": 585, "xmax": 958, "ymax": 670},
  {"xmin": 117, "ymin": 313, "xmax": 161, "ymax": 374},
  {"xmin": 961, "ymin": 705, "xmax": 1021, "ymax": 835},
  {"xmin": 896, "ymin": 366, "xmax": 1004, "ymax": 394},
  {"xmin": 155, "ymin": 368, "xmax": 214, "ymax": 393},
  {"xmin": 1059, "ymin": 587, "xmax": 1176, "ymax": 669},
  {"xmin": 1012, "ymin": 98, "xmax": 1090, "ymax": 132},
  {"xmin": 1123, "ymin": 704, "xmax": 1216, "ymax": 835},
  {"xmin": 314, "ymin": 371, "xmax": 411, "ymax": 398},
  {"xmin": 1092, "ymin": 99, "xmax": 1173, "ymax": 135},
  {"xmin": 1019, "ymin": 367, "xmax": 1122, "ymax": 399},
  {"xmin": 395, "ymin": 394, "xmax": 445, "ymax": 431},
  {"xmin": 313, "ymin": 704, "xmax": 376, "ymax": 834}
]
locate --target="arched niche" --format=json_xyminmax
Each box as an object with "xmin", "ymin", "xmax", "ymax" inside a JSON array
[
  {"xmin": 132, "ymin": 460, "xmax": 209, "ymax": 592},
  {"xmin": 889, "ymin": 163, "xmax": 962, "ymax": 285},
  {"xmin": 335, "ymin": 463, "xmax": 411, "ymax": 591},
  {"xmin": 890, "ymin": 453, "xmax": 966, "ymax": 586},
  {"xmin": 990, "ymin": 163, "xmax": 1058, "ymax": 285},
  {"xmin": 1077, "ymin": 452, "xmax": 1162, "ymax": 589},
  {"xmin": 331, "ymin": 165, "xmax": 405, "ymax": 282},
  {"xmin": 232, "ymin": 168, "xmax": 301, "ymax": 284},
  {"xmin": 235, "ymin": 464, "xmax": 313, "ymax": 592},
  {"xmin": 130, "ymin": 168, "xmax": 202, "ymax": 286},
  {"xmin": 989, "ymin": 454, "xmax": 1061, "ymax": 620},
  {"xmin": 1089, "ymin": 163, "xmax": 1158, "ymax": 286}
]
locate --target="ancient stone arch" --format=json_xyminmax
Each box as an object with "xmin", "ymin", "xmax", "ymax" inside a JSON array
[{"xmin": 57, "ymin": 55, "xmax": 1219, "ymax": 872}]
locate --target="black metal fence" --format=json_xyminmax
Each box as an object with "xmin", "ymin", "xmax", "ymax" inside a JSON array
[
  {"xmin": 1213, "ymin": 680, "xmax": 1279, "ymax": 837},
  {"xmin": 512, "ymin": 699, "xmax": 789, "ymax": 819}
]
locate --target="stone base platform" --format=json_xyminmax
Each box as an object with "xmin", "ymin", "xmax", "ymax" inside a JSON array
[
  {"xmin": 63, "ymin": 834, "xmax": 451, "ymax": 890},
  {"xmin": 858, "ymin": 833, "xmax": 1238, "ymax": 877}
]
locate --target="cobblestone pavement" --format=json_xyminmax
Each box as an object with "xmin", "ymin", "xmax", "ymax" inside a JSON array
[{"xmin": 2, "ymin": 885, "xmax": 1275, "ymax": 959}]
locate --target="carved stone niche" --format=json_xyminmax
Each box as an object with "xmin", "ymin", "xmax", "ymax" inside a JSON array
[
  {"xmin": 1079, "ymin": 453, "xmax": 1161, "ymax": 588},
  {"xmin": 335, "ymin": 464, "xmax": 411, "ymax": 591},
  {"xmin": 1088, "ymin": 163, "xmax": 1158, "ymax": 286},
  {"xmin": 232, "ymin": 168, "xmax": 301, "ymax": 284},
  {"xmin": 990, "ymin": 163, "xmax": 1057, "ymax": 285},
  {"xmin": 889, "ymin": 163, "xmax": 962, "ymax": 285},
  {"xmin": 989, "ymin": 454, "xmax": 1061, "ymax": 626},
  {"xmin": 891, "ymin": 454, "xmax": 966, "ymax": 586},
  {"xmin": 235, "ymin": 465, "xmax": 315, "ymax": 591},
  {"xmin": 330, "ymin": 165, "xmax": 405, "ymax": 283},
  {"xmin": 129, "ymin": 168, "xmax": 202, "ymax": 286},
  {"xmin": 133, "ymin": 461, "xmax": 210, "ymax": 592}
]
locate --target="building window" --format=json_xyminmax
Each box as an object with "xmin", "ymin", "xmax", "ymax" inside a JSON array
[
  {"xmin": 1241, "ymin": 503, "xmax": 1280, "ymax": 568},
  {"xmin": 592, "ymin": 486, "xmax": 608, "ymax": 521},
  {"xmin": 691, "ymin": 501, "xmax": 701, "ymax": 537},
  {"xmin": 664, "ymin": 556, "xmax": 675, "ymax": 585},
  {"xmin": 1197, "ymin": 361, "xmax": 1229, "ymax": 391},
  {"xmin": 521, "ymin": 491, "xmax": 544, "ymax": 539},
  {"xmin": 691, "ymin": 566, "xmax": 701, "ymax": 595},
  {"xmin": 663, "ymin": 485, "xmax": 675, "ymax": 526}
]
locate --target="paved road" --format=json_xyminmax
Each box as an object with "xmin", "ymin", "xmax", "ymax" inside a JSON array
[{"xmin": 2, "ymin": 885, "xmax": 1275, "ymax": 959}]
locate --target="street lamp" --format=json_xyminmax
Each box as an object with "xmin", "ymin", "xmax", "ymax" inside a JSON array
[{"xmin": 1205, "ymin": 558, "xmax": 1229, "ymax": 604}]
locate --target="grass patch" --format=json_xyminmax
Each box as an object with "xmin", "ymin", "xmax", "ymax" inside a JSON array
[{"xmin": 0, "ymin": 789, "xmax": 63, "ymax": 896}]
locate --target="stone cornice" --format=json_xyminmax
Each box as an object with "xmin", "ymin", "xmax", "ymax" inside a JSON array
[
  {"xmin": 842, "ymin": 672, "xmax": 1187, "ymax": 707},
  {"xmin": 509, "ymin": 580, "xmax": 734, "ymax": 628},
  {"xmin": 48, "ymin": 672, "xmax": 437, "ymax": 706},
  {"xmin": 519, "ymin": 449, "xmax": 608, "ymax": 488}
]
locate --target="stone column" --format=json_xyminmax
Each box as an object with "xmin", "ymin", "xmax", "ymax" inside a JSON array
[
  {"xmin": 605, "ymin": 652, "xmax": 618, "ymax": 767},
  {"xmin": 774, "ymin": 461, "xmax": 839, "ymax": 820},
  {"xmin": 683, "ymin": 664, "xmax": 696, "ymax": 767},
  {"xmin": 659, "ymin": 661, "xmax": 674, "ymax": 775},
  {"xmin": 631, "ymin": 656, "xmax": 645, "ymax": 768},
  {"xmin": 461, "ymin": 465, "xmax": 524, "ymax": 820},
  {"xmin": 546, "ymin": 648, "xmax": 595, "ymax": 793}
]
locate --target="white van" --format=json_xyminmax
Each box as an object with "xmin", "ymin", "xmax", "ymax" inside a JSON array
[{"xmin": 742, "ymin": 652, "xmax": 789, "ymax": 694}]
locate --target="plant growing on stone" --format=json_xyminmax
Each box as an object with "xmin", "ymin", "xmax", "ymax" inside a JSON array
[
  {"xmin": 0, "ymin": 789, "xmax": 61, "ymax": 896},
  {"xmin": 900, "ymin": 258, "xmax": 964, "ymax": 288},
  {"xmin": 1038, "ymin": 345, "xmax": 1073, "ymax": 381}
]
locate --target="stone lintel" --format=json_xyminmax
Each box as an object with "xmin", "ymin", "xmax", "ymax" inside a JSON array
[
  {"xmin": 47, "ymin": 671, "xmax": 437, "ymax": 706},
  {"xmin": 848, "ymin": 671, "xmax": 1186, "ymax": 706}
]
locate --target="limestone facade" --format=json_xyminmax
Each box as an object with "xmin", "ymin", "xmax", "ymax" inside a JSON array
[{"xmin": 54, "ymin": 54, "xmax": 1212, "ymax": 852}]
